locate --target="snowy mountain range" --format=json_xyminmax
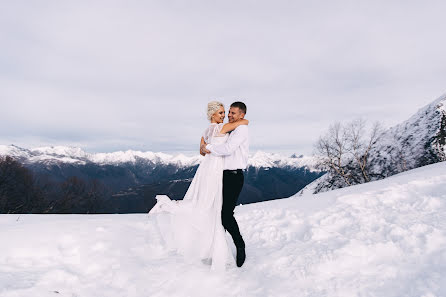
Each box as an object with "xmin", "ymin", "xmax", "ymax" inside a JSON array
[
  {"xmin": 0, "ymin": 145, "xmax": 322, "ymax": 212},
  {"xmin": 0, "ymin": 145, "xmax": 317, "ymax": 170}
]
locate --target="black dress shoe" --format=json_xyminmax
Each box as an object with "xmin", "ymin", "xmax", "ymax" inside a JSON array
[{"xmin": 236, "ymin": 246, "xmax": 246, "ymax": 267}]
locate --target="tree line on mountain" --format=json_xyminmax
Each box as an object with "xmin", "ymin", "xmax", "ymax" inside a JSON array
[{"xmin": 0, "ymin": 156, "xmax": 109, "ymax": 214}]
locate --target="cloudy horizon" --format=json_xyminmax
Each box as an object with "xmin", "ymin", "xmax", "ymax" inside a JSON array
[{"xmin": 1, "ymin": 0, "xmax": 446, "ymax": 155}]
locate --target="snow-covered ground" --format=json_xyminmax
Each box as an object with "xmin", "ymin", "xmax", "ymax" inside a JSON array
[{"xmin": 1, "ymin": 162, "xmax": 445, "ymax": 297}]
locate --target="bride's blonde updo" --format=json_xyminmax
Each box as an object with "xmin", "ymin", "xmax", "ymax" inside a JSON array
[{"xmin": 207, "ymin": 101, "xmax": 224, "ymax": 121}]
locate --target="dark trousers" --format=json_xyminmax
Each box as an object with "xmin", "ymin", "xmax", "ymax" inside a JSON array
[{"xmin": 222, "ymin": 169, "xmax": 245, "ymax": 248}]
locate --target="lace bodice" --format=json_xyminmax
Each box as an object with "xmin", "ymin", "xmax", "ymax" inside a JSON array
[{"xmin": 202, "ymin": 123, "xmax": 228, "ymax": 144}]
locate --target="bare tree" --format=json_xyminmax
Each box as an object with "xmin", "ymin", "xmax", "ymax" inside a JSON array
[
  {"xmin": 85, "ymin": 179, "xmax": 108, "ymax": 214},
  {"xmin": 315, "ymin": 119, "xmax": 384, "ymax": 190},
  {"xmin": 345, "ymin": 119, "xmax": 383, "ymax": 182},
  {"xmin": 0, "ymin": 156, "xmax": 43, "ymax": 213},
  {"xmin": 315, "ymin": 122, "xmax": 352, "ymax": 186},
  {"xmin": 56, "ymin": 176, "xmax": 87, "ymax": 213}
]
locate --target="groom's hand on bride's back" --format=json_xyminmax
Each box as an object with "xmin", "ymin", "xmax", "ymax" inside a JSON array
[
  {"xmin": 200, "ymin": 137, "xmax": 209, "ymax": 156},
  {"xmin": 200, "ymin": 143, "xmax": 211, "ymax": 155}
]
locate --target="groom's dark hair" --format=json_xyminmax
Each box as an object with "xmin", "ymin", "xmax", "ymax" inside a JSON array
[{"xmin": 230, "ymin": 101, "xmax": 247, "ymax": 114}]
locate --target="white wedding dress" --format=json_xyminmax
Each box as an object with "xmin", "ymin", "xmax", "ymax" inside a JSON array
[{"xmin": 148, "ymin": 123, "xmax": 233, "ymax": 271}]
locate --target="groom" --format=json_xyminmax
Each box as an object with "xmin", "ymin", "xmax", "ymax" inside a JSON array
[{"xmin": 201, "ymin": 101, "xmax": 249, "ymax": 267}]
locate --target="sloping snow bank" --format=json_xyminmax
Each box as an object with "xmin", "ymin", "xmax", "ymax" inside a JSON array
[{"xmin": 0, "ymin": 162, "xmax": 445, "ymax": 297}]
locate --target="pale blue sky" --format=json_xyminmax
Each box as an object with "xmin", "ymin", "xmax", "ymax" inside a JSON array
[{"xmin": 1, "ymin": 0, "xmax": 446, "ymax": 155}]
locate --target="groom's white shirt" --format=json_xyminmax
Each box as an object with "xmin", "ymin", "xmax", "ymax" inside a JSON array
[{"xmin": 206, "ymin": 125, "xmax": 249, "ymax": 170}]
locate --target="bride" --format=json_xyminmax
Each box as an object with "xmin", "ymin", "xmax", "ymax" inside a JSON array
[{"xmin": 148, "ymin": 101, "xmax": 249, "ymax": 271}]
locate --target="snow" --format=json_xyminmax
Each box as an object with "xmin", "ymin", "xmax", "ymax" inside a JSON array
[
  {"xmin": 0, "ymin": 145, "xmax": 31, "ymax": 159},
  {"xmin": 30, "ymin": 147, "xmax": 90, "ymax": 160},
  {"xmin": 438, "ymin": 95, "xmax": 446, "ymax": 113},
  {"xmin": 90, "ymin": 150, "xmax": 159, "ymax": 164},
  {"xmin": 28, "ymin": 155, "xmax": 87, "ymax": 165},
  {"xmin": 1, "ymin": 162, "xmax": 445, "ymax": 297},
  {"xmin": 297, "ymin": 172, "xmax": 328, "ymax": 196},
  {"xmin": 248, "ymin": 151, "xmax": 317, "ymax": 169}
]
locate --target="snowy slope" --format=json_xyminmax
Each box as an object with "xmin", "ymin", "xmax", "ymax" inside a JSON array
[
  {"xmin": 0, "ymin": 145, "xmax": 317, "ymax": 170},
  {"xmin": 1, "ymin": 162, "xmax": 445, "ymax": 297}
]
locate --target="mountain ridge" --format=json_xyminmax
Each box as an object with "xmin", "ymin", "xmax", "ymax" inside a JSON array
[
  {"xmin": 0, "ymin": 144, "xmax": 318, "ymax": 170},
  {"xmin": 0, "ymin": 145, "xmax": 322, "ymax": 212}
]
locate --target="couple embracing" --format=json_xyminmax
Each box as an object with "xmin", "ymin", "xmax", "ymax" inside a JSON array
[{"xmin": 149, "ymin": 101, "xmax": 249, "ymax": 271}]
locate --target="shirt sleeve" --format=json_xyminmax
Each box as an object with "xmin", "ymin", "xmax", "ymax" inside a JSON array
[{"xmin": 206, "ymin": 126, "xmax": 247, "ymax": 156}]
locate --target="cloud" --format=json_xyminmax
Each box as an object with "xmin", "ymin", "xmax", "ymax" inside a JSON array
[{"xmin": 1, "ymin": 0, "xmax": 446, "ymax": 154}]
